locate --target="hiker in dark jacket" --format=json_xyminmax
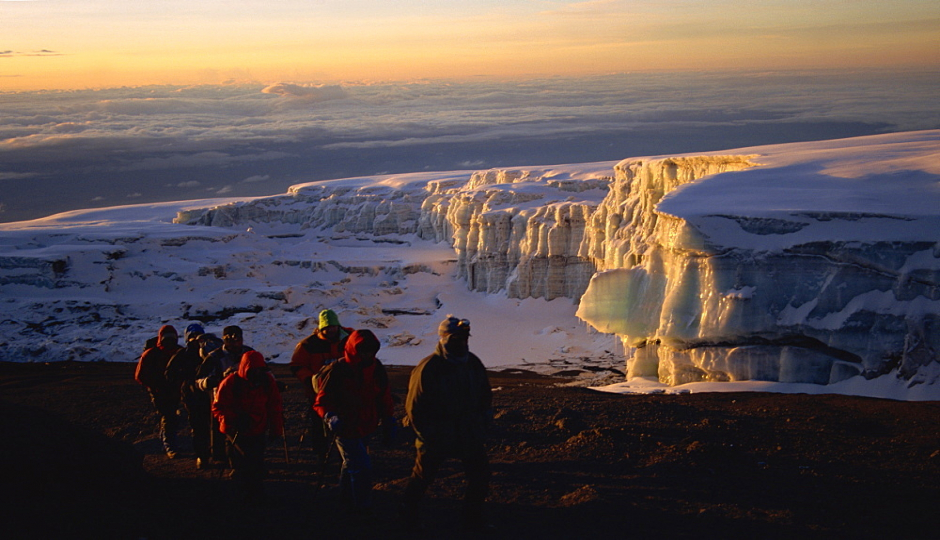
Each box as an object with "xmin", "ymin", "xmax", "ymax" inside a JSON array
[
  {"xmin": 314, "ymin": 329, "xmax": 396, "ymax": 514},
  {"xmin": 289, "ymin": 309, "xmax": 353, "ymax": 454},
  {"xmin": 400, "ymin": 316, "xmax": 493, "ymax": 532},
  {"xmin": 212, "ymin": 350, "xmax": 284, "ymax": 501},
  {"xmin": 135, "ymin": 324, "xmax": 184, "ymax": 458},
  {"xmin": 196, "ymin": 325, "xmax": 255, "ymax": 463},
  {"xmin": 165, "ymin": 323, "xmax": 213, "ymax": 469}
]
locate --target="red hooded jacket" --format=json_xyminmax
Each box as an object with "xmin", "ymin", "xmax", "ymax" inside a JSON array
[
  {"xmin": 313, "ymin": 330, "xmax": 394, "ymax": 439},
  {"xmin": 135, "ymin": 325, "xmax": 183, "ymax": 397},
  {"xmin": 212, "ymin": 351, "xmax": 284, "ymax": 438}
]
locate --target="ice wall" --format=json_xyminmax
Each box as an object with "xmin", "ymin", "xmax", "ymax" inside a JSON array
[
  {"xmin": 419, "ymin": 169, "xmax": 612, "ymax": 300},
  {"xmin": 176, "ymin": 182, "xmax": 427, "ymax": 236},
  {"xmin": 576, "ymin": 133, "xmax": 940, "ymax": 386},
  {"xmin": 177, "ymin": 166, "xmax": 616, "ymax": 301}
]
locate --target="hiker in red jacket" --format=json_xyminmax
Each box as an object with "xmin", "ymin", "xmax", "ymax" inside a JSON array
[
  {"xmin": 135, "ymin": 324, "xmax": 184, "ymax": 459},
  {"xmin": 314, "ymin": 329, "xmax": 396, "ymax": 514},
  {"xmin": 197, "ymin": 325, "xmax": 255, "ymax": 464},
  {"xmin": 290, "ymin": 309, "xmax": 353, "ymax": 455},
  {"xmin": 212, "ymin": 350, "xmax": 284, "ymax": 501}
]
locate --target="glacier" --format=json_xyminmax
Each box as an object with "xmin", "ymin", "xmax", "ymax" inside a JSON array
[
  {"xmin": 0, "ymin": 130, "xmax": 937, "ymax": 397},
  {"xmin": 576, "ymin": 133, "xmax": 940, "ymax": 388}
]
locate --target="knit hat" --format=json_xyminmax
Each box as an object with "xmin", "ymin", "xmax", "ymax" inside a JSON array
[
  {"xmin": 184, "ymin": 323, "xmax": 205, "ymax": 342},
  {"xmin": 319, "ymin": 309, "xmax": 341, "ymax": 329},
  {"xmin": 438, "ymin": 316, "xmax": 470, "ymax": 337},
  {"xmin": 222, "ymin": 325, "xmax": 243, "ymax": 339}
]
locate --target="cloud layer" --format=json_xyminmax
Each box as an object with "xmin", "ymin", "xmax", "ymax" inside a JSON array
[{"xmin": 1, "ymin": 70, "xmax": 938, "ymax": 222}]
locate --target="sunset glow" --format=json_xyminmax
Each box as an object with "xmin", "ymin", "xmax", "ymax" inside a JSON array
[{"xmin": 3, "ymin": 0, "xmax": 938, "ymax": 90}]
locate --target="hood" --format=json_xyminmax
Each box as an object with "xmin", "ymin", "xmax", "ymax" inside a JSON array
[
  {"xmin": 343, "ymin": 329, "xmax": 380, "ymax": 366},
  {"xmin": 237, "ymin": 350, "xmax": 267, "ymax": 379},
  {"xmin": 157, "ymin": 325, "xmax": 178, "ymax": 349}
]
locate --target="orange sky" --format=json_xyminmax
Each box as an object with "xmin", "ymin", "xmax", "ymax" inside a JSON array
[{"xmin": 2, "ymin": 0, "xmax": 939, "ymax": 91}]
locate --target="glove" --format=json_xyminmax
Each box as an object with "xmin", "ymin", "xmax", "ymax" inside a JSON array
[
  {"xmin": 382, "ymin": 417, "xmax": 399, "ymax": 446},
  {"xmin": 325, "ymin": 413, "xmax": 342, "ymax": 433}
]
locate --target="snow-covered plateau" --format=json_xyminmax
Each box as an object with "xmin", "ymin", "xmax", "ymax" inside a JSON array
[{"xmin": 1, "ymin": 130, "xmax": 937, "ymax": 400}]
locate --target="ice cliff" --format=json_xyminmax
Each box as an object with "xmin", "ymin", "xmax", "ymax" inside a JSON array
[
  {"xmin": 176, "ymin": 165, "xmax": 617, "ymax": 301},
  {"xmin": 576, "ymin": 133, "xmax": 940, "ymax": 386}
]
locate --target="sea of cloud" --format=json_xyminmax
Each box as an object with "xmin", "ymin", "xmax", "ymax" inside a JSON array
[{"xmin": 1, "ymin": 69, "xmax": 938, "ymax": 222}]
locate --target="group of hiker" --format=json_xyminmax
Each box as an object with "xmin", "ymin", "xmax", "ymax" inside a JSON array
[{"xmin": 134, "ymin": 310, "xmax": 493, "ymax": 532}]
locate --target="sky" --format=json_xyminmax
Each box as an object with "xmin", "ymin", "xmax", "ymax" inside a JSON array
[
  {"xmin": 0, "ymin": 131, "xmax": 936, "ymax": 401},
  {"xmin": 2, "ymin": 0, "xmax": 939, "ymax": 91}
]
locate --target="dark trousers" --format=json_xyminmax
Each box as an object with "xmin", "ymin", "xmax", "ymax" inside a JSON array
[
  {"xmin": 211, "ymin": 417, "xmax": 227, "ymax": 462},
  {"xmin": 335, "ymin": 436, "xmax": 373, "ymax": 510},
  {"xmin": 402, "ymin": 440, "xmax": 490, "ymax": 523},
  {"xmin": 304, "ymin": 406, "xmax": 329, "ymax": 456},
  {"xmin": 182, "ymin": 394, "xmax": 211, "ymax": 461},
  {"xmin": 227, "ymin": 433, "xmax": 267, "ymax": 500},
  {"xmin": 150, "ymin": 393, "xmax": 180, "ymax": 452}
]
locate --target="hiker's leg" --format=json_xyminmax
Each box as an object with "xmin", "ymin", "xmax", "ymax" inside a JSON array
[
  {"xmin": 188, "ymin": 397, "xmax": 212, "ymax": 461},
  {"xmin": 460, "ymin": 443, "xmax": 491, "ymax": 525},
  {"xmin": 307, "ymin": 408, "xmax": 328, "ymax": 456},
  {"xmin": 153, "ymin": 394, "xmax": 180, "ymax": 455},
  {"xmin": 401, "ymin": 442, "xmax": 445, "ymax": 521},
  {"xmin": 241, "ymin": 435, "xmax": 267, "ymax": 500},
  {"xmin": 336, "ymin": 437, "xmax": 373, "ymax": 509}
]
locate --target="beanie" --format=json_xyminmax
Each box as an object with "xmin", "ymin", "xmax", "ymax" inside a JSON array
[
  {"xmin": 184, "ymin": 323, "xmax": 205, "ymax": 342},
  {"xmin": 319, "ymin": 309, "xmax": 341, "ymax": 329},
  {"xmin": 222, "ymin": 325, "xmax": 243, "ymax": 339},
  {"xmin": 438, "ymin": 316, "xmax": 470, "ymax": 337}
]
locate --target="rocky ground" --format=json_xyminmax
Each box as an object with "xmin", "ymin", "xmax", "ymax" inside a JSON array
[{"xmin": 1, "ymin": 360, "xmax": 938, "ymax": 540}]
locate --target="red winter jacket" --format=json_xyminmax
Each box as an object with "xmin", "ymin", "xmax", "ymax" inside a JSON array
[
  {"xmin": 135, "ymin": 325, "xmax": 182, "ymax": 397},
  {"xmin": 314, "ymin": 330, "xmax": 394, "ymax": 439},
  {"xmin": 212, "ymin": 351, "xmax": 284, "ymax": 438},
  {"xmin": 289, "ymin": 326, "xmax": 353, "ymax": 397}
]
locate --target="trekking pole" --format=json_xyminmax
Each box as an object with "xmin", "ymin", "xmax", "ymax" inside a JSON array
[
  {"xmin": 217, "ymin": 432, "xmax": 242, "ymax": 480},
  {"xmin": 311, "ymin": 433, "xmax": 337, "ymax": 500},
  {"xmin": 281, "ymin": 423, "xmax": 291, "ymax": 464},
  {"xmin": 224, "ymin": 432, "xmax": 246, "ymax": 456}
]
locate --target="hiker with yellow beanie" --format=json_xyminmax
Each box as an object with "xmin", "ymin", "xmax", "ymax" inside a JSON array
[{"xmin": 289, "ymin": 309, "xmax": 353, "ymax": 454}]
